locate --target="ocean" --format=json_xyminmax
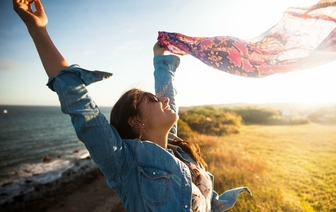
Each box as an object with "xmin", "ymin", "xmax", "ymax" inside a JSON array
[{"xmin": 0, "ymin": 105, "xmax": 112, "ymax": 205}]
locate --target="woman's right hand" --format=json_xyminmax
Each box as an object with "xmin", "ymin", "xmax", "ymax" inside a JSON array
[
  {"xmin": 13, "ymin": 0, "xmax": 48, "ymax": 29},
  {"xmin": 13, "ymin": 0, "xmax": 69, "ymax": 77}
]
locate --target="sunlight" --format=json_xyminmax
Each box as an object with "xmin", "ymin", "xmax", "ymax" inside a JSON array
[
  {"xmin": 176, "ymin": 56, "xmax": 336, "ymax": 106},
  {"xmin": 173, "ymin": 0, "xmax": 336, "ymax": 106}
]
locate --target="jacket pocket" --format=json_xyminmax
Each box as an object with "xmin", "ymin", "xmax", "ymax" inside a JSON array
[{"xmin": 138, "ymin": 163, "xmax": 172, "ymax": 206}]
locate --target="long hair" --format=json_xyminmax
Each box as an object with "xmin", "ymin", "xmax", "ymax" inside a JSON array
[
  {"xmin": 110, "ymin": 88, "xmax": 207, "ymax": 169},
  {"xmin": 110, "ymin": 88, "xmax": 144, "ymax": 139},
  {"xmin": 169, "ymin": 139, "xmax": 208, "ymax": 170}
]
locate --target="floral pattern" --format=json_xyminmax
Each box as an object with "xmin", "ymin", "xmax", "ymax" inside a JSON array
[
  {"xmin": 189, "ymin": 162, "xmax": 212, "ymax": 212},
  {"xmin": 158, "ymin": 1, "xmax": 336, "ymax": 78}
]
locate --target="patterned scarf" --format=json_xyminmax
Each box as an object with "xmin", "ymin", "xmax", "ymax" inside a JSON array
[{"xmin": 158, "ymin": 0, "xmax": 336, "ymax": 78}]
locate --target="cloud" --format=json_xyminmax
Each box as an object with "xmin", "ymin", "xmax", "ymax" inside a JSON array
[{"xmin": 0, "ymin": 58, "xmax": 22, "ymax": 71}]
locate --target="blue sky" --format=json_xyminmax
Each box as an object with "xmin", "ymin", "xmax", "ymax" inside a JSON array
[{"xmin": 1, "ymin": 0, "xmax": 335, "ymax": 107}]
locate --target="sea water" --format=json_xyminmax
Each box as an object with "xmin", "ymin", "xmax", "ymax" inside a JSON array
[{"xmin": 0, "ymin": 105, "xmax": 111, "ymax": 205}]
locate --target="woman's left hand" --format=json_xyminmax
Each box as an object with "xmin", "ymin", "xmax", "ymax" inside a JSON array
[{"xmin": 153, "ymin": 42, "xmax": 166, "ymax": 56}]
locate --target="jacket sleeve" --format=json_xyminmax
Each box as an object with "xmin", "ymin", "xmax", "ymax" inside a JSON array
[
  {"xmin": 211, "ymin": 187, "xmax": 252, "ymax": 211},
  {"xmin": 153, "ymin": 55, "xmax": 180, "ymax": 135},
  {"xmin": 47, "ymin": 65, "xmax": 132, "ymax": 187}
]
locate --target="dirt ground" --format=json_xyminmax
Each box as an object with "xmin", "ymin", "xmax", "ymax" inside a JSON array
[
  {"xmin": 1, "ymin": 169, "xmax": 126, "ymax": 212},
  {"xmin": 46, "ymin": 171, "xmax": 126, "ymax": 212}
]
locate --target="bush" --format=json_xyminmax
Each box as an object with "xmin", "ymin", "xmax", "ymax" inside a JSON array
[
  {"xmin": 230, "ymin": 107, "xmax": 279, "ymax": 124},
  {"xmin": 179, "ymin": 106, "xmax": 242, "ymax": 136},
  {"xmin": 177, "ymin": 119, "xmax": 193, "ymax": 139},
  {"xmin": 230, "ymin": 106, "xmax": 309, "ymax": 125},
  {"xmin": 308, "ymin": 105, "xmax": 336, "ymax": 125}
]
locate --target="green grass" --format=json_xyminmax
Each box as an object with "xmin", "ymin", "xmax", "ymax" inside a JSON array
[{"xmin": 190, "ymin": 124, "xmax": 336, "ymax": 212}]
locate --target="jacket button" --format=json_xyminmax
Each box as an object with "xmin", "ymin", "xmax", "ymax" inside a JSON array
[
  {"xmin": 153, "ymin": 172, "xmax": 156, "ymax": 175},
  {"xmin": 184, "ymin": 205, "xmax": 188, "ymax": 209}
]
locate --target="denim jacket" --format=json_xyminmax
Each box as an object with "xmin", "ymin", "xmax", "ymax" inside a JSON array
[{"xmin": 47, "ymin": 55, "xmax": 251, "ymax": 212}]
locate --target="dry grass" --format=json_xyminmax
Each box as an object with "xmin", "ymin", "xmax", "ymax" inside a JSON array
[{"xmin": 189, "ymin": 124, "xmax": 336, "ymax": 212}]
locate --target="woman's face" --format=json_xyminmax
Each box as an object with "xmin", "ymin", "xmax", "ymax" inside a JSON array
[{"xmin": 137, "ymin": 92, "xmax": 178, "ymax": 132}]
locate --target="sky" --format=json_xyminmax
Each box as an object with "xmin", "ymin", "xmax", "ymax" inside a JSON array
[{"xmin": 0, "ymin": 0, "xmax": 335, "ymax": 107}]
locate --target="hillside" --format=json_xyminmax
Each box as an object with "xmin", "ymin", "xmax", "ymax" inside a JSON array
[{"xmin": 179, "ymin": 102, "xmax": 336, "ymax": 125}]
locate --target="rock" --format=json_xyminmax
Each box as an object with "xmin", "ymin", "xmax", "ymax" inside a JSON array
[{"xmin": 43, "ymin": 156, "xmax": 51, "ymax": 162}]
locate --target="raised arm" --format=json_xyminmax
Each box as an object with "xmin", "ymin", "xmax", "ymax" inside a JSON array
[
  {"xmin": 13, "ymin": 0, "xmax": 69, "ymax": 76},
  {"xmin": 14, "ymin": 0, "xmax": 129, "ymax": 186},
  {"xmin": 153, "ymin": 42, "xmax": 180, "ymax": 136}
]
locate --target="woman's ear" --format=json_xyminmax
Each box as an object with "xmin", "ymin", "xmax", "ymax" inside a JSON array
[
  {"xmin": 128, "ymin": 116, "xmax": 137, "ymax": 128},
  {"xmin": 128, "ymin": 116, "xmax": 145, "ymax": 129}
]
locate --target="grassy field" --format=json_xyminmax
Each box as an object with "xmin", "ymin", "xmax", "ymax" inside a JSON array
[{"xmin": 191, "ymin": 124, "xmax": 336, "ymax": 212}]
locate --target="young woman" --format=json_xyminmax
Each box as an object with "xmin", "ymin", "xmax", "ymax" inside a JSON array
[{"xmin": 13, "ymin": 0, "xmax": 251, "ymax": 211}]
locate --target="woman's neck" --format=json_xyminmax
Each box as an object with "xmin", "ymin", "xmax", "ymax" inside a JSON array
[{"xmin": 143, "ymin": 132, "xmax": 169, "ymax": 149}]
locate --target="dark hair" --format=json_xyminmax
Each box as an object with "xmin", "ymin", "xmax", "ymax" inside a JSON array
[
  {"xmin": 110, "ymin": 88, "xmax": 207, "ymax": 170},
  {"xmin": 169, "ymin": 139, "xmax": 208, "ymax": 170},
  {"xmin": 110, "ymin": 88, "xmax": 145, "ymax": 139}
]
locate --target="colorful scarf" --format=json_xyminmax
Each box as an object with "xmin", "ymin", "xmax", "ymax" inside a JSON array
[{"xmin": 157, "ymin": 1, "xmax": 336, "ymax": 78}]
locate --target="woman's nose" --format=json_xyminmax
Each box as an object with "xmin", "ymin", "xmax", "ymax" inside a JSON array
[{"xmin": 159, "ymin": 97, "xmax": 170, "ymax": 104}]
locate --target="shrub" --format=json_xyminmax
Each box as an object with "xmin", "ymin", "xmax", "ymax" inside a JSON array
[
  {"xmin": 177, "ymin": 119, "xmax": 193, "ymax": 139},
  {"xmin": 230, "ymin": 107, "xmax": 279, "ymax": 124},
  {"xmin": 179, "ymin": 106, "xmax": 242, "ymax": 136},
  {"xmin": 308, "ymin": 105, "xmax": 336, "ymax": 125},
  {"xmin": 230, "ymin": 106, "xmax": 309, "ymax": 125}
]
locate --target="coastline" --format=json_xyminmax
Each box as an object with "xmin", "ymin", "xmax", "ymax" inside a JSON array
[{"xmin": 0, "ymin": 157, "xmax": 125, "ymax": 212}]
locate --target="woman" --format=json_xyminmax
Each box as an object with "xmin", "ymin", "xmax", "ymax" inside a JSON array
[{"xmin": 13, "ymin": 0, "xmax": 251, "ymax": 211}]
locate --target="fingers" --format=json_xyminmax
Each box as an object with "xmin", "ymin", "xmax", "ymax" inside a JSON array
[
  {"xmin": 34, "ymin": 0, "xmax": 45, "ymax": 14},
  {"xmin": 14, "ymin": 0, "xmax": 34, "ymax": 6},
  {"xmin": 13, "ymin": 0, "xmax": 22, "ymax": 11},
  {"xmin": 13, "ymin": 0, "xmax": 33, "ymax": 13},
  {"xmin": 13, "ymin": 0, "xmax": 28, "ymax": 18},
  {"xmin": 154, "ymin": 41, "xmax": 161, "ymax": 47},
  {"xmin": 13, "ymin": 0, "xmax": 46, "ymax": 28}
]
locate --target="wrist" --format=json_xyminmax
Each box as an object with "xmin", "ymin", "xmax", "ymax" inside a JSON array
[
  {"xmin": 154, "ymin": 50, "xmax": 165, "ymax": 56},
  {"xmin": 27, "ymin": 26, "xmax": 48, "ymax": 40}
]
